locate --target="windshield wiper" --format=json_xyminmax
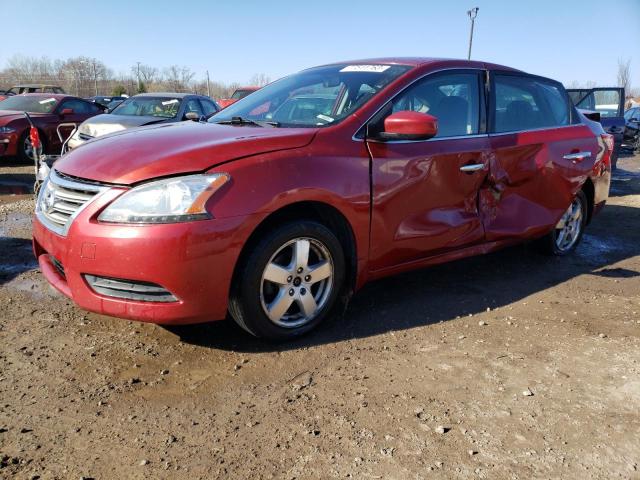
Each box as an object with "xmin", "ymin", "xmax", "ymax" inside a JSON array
[{"xmin": 214, "ymin": 116, "xmax": 279, "ymax": 128}]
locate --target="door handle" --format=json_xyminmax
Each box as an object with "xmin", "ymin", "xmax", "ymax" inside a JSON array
[
  {"xmin": 563, "ymin": 151, "xmax": 592, "ymax": 163},
  {"xmin": 459, "ymin": 163, "xmax": 484, "ymax": 173}
]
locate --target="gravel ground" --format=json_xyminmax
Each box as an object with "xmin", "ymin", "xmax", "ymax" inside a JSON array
[{"xmin": 0, "ymin": 153, "xmax": 639, "ymax": 479}]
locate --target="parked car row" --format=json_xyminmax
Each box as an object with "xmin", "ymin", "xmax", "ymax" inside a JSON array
[{"xmin": 30, "ymin": 57, "xmax": 613, "ymax": 340}]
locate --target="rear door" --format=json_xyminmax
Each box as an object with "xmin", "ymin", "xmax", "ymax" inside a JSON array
[
  {"xmin": 366, "ymin": 69, "xmax": 491, "ymax": 271},
  {"xmin": 484, "ymin": 72, "xmax": 598, "ymax": 241}
]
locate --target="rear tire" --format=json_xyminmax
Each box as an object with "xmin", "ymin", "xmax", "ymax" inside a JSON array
[
  {"xmin": 536, "ymin": 190, "xmax": 588, "ymax": 256},
  {"xmin": 229, "ymin": 221, "xmax": 345, "ymax": 340}
]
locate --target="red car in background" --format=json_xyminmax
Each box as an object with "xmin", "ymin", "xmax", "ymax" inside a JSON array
[
  {"xmin": 218, "ymin": 86, "xmax": 260, "ymax": 108},
  {"xmin": 0, "ymin": 94, "xmax": 104, "ymax": 161},
  {"xmin": 33, "ymin": 58, "xmax": 611, "ymax": 340}
]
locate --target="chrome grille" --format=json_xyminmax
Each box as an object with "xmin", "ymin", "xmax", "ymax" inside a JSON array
[
  {"xmin": 84, "ymin": 274, "xmax": 178, "ymax": 302},
  {"xmin": 36, "ymin": 170, "xmax": 107, "ymax": 236}
]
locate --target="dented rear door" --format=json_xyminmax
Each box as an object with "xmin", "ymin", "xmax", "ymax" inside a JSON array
[{"xmin": 482, "ymin": 72, "xmax": 598, "ymax": 241}]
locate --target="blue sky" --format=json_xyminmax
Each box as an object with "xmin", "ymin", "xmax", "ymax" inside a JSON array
[{"xmin": 1, "ymin": 0, "xmax": 639, "ymax": 88}]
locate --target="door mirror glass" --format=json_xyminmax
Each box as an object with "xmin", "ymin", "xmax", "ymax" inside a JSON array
[{"xmin": 380, "ymin": 111, "xmax": 438, "ymax": 140}]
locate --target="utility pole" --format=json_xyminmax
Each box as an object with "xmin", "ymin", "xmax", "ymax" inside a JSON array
[
  {"xmin": 136, "ymin": 61, "xmax": 141, "ymax": 91},
  {"xmin": 206, "ymin": 70, "xmax": 211, "ymax": 98},
  {"xmin": 92, "ymin": 59, "xmax": 98, "ymax": 96},
  {"xmin": 467, "ymin": 7, "xmax": 479, "ymax": 60}
]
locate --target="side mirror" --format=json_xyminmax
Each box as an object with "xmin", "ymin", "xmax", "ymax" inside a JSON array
[
  {"xmin": 379, "ymin": 111, "xmax": 438, "ymax": 141},
  {"xmin": 60, "ymin": 108, "xmax": 74, "ymax": 116},
  {"xmin": 184, "ymin": 112, "xmax": 199, "ymax": 121}
]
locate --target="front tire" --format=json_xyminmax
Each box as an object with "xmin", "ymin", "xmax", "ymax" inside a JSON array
[
  {"xmin": 229, "ymin": 221, "xmax": 345, "ymax": 340},
  {"xmin": 537, "ymin": 190, "xmax": 588, "ymax": 256},
  {"xmin": 17, "ymin": 129, "xmax": 43, "ymax": 163}
]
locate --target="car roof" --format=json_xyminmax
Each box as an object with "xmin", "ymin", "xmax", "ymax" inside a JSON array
[
  {"xmin": 318, "ymin": 57, "xmax": 522, "ymax": 73},
  {"xmin": 13, "ymin": 84, "xmax": 62, "ymax": 88},
  {"xmin": 14, "ymin": 93, "xmax": 70, "ymax": 100}
]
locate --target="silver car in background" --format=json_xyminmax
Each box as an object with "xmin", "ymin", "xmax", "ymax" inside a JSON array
[{"xmin": 67, "ymin": 93, "xmax": 220, "ymax": 149}]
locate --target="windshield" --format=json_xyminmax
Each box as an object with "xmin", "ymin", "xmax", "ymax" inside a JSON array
[
  {"xmin": 0, "ymin": 95, "xmax": 59, "ymax": 113},
  {"xmin": 210, "ymin": 64, "xmax": 412, "ymax": 128},
  {"xmin": 112, "ymin": 96, "xmax": 181, "ymax": 118}
]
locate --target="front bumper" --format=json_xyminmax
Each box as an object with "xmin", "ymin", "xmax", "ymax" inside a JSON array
[
  {"xmin": 32, "ymin": 193, "xmax": 255, "ymax": 325},
  {"xmin": 0, "ymin": 134, "xmax": 17, "ymax": 157}
]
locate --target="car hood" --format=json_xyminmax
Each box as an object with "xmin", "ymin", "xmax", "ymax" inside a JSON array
[
  {"xmin": 78, "ymin": 113, "xmax": 170, "ymax": 137},
  {"xmin": 56, "ymin": 121, "xmax": 318, "ymax": 185}
]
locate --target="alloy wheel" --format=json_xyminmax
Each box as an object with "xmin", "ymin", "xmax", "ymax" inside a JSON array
[
  {"xmin": 260, "ymin": 237, "xmax": 334, "ymax": 328},
  {"xmin": 23, "ymin": 135, "xmax": 36, "ymax": 160},
  {"xmin": 554, "ymin": 196, "xmax": 584, "ymax": 252}
]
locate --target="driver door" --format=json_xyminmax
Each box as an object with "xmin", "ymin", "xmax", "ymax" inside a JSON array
[{"xmin": 365, "ymin": 70, "xmax": 490, "ymax": 272}]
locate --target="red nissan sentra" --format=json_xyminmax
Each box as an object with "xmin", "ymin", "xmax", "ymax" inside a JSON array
[{"xmin": 33, "ymin": 58, "xmax": 612, "ymax": 339}]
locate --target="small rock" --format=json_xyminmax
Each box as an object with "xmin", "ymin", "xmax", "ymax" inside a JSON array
[
  {"xmin": 458, "ymin": 335, "xmax": 466, "ymax": 340},
  {"xmin": 468, "ymin": 450, "xmax": 478, "ymax": 456},
  {"xmin": 478, "ymin": 321, "xmax": 487, "ymax": 326},
  {"xmin": 291, "ymin": 371, "xmax": 313, "ymax": 391},
  {"xmin": 129, "ymin": 377, "xmax": 140, "ymax": 385},
  {"xmin": 598, "ymin": 333, "xmax": 607, "ymax": 338},
  {"xmin": 160, "ymin": 369, "xmax": 169, "ymax": 375},
  {"xmin": 434, "ymin": 426, "xmax": 449, "ymax": 434},
  {"xmin": 139, "ymin": 459, "xmax": 149, "ymax": 466},
  {"xmin": 380, "ymin": 447, "xmax": 395, "ymax": 457},
  {"xmin": 166, "ymin": 435, "xmax": 177, "ymax": 445},
  {"xmin": 522, "ymin": 388, "xmax": 534, "ymax": 397}
]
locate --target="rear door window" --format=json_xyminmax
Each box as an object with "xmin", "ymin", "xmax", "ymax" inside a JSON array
[{"xmin": 493, "ymin": 74, "xmax": 570, "ymax": 133}]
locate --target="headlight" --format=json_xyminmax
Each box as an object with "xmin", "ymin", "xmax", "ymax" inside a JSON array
[
  {"xmin": 98, "ymin": 173, "xmax": 230, "ymax": 224},
  {"xmin": 0, "ymin": 126, "xmax": 15, "ymax": 134}
]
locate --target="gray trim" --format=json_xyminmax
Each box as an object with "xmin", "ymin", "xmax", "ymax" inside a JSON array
[
  {"xmin": 364, "ymin": 133, "xmax": 489, "ymax": 144},
  {"xmin": 488, "ymin": 123, "xmax": 583, "ymax": 137}
]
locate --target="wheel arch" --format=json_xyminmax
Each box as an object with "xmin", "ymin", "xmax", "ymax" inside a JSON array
[
  {"xmin": 581, "ymin": 177, "xmax": 595, "ymax": 224},
  {"xmin": 230, "ymin": 200, "xmax": 359, "ymax": 299}
]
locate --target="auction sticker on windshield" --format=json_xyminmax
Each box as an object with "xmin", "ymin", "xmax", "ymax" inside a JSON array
[
  {"xmin": 162, "ymin": 99, "xmax": 179, "ymax": 105},
  {"xmin": 340, "ymin": 65, "xmax": 391, "ymax": 73},
  {"xmin": 39, "ymin": 98, "xmax": 56, "ymax": 104}
]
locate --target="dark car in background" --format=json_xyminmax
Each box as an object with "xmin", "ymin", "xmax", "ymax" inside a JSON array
[
  {"xmin": 68, "ymin": 93, "xmax": 220, "ymax": 149},
  {"xmin": 86, "ymin": 95, "xmax": 128, "ymax": 109},
  {"xmin": 0, "ymin": 94, "xmax": 104, "ymax": 161},
  {"xmin": 623, "ymin": 106, "xmax": 640, "ymax": 152},
  {"xmin": 568, "ymin": 87, "xmax": 625, "ymax": 168}
]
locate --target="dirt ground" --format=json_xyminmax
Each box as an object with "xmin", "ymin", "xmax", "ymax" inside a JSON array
[{"xmin": 0, "ymin": 152, "xmax": 639, "ymax": 480}]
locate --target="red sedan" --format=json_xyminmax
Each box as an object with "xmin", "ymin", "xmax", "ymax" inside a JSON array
[
  {"xmin": 0, "ymin": 94, "xmax": 104, "ymax": 161},
  {"xmin": 218, "ymin": 86, "xmax": 260, "ymax": 108},
  {"xmin": 33, "ymin": 58, "xmax": 612, "ymax": 339}
]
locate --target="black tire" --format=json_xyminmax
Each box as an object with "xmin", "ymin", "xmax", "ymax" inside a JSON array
[
  {"xmin": 229, "ymin": 221, "xmax": 345, "ymax": 340},
  {"xmin": 634, "ymin": 134, "xmax": 640, "ymax": 154},
  {"xmin": 536, "ymin": 190, "xmax": 588, "ymax": 256},
  {"xmin": 17, "ymin": 129, "xmax": 44, "ymax": 164}
]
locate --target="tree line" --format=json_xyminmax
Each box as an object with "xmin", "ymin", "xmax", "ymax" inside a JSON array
[{"xmin": 0, "ymin": 54, "xmax": 272, "ymax": 100}]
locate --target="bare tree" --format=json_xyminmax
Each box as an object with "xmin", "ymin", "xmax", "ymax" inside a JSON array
[
  {"xmin": 249, "ymin": 73, "xmax": 271, "ymax": 87},
  {"xmin": 617, "ymin": 58, "xmax": 631, "ymax": 92}
]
